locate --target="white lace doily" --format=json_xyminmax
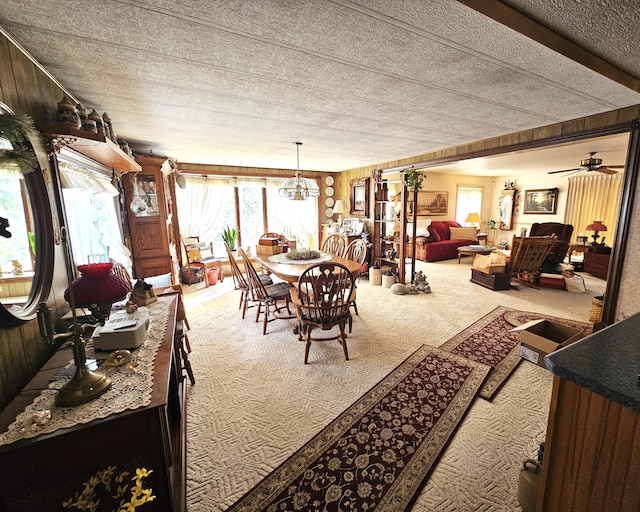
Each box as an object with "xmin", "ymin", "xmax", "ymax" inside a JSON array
[{"xmin": 0, "ymin": 296, "xmax": 172, "ymax": 447}]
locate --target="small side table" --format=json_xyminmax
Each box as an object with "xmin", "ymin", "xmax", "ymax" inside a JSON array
[
  {"xmin": 476, "ymin": 233, "xmax": 488, "ymax": 245},
  {"xmin": 566, "ymin": 243, "xmax": 589, "ymax": 270}
]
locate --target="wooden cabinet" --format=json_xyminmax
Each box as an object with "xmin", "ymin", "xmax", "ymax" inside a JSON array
[
  {"xmin": 539, "ymin": 313, "xmax": 640, "ymax": 512},
  {"xmin": 125, "ymin": 154, "xmax": 176, "ymax": 280},
  {"xmin": 0, "ymin": 295, "xmax": 187, "ymax": 511}
]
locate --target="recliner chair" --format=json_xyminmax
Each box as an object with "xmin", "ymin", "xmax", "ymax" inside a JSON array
[{"xmin": 529, "ymin": 222, "xmax": 573, "ymax": 259}]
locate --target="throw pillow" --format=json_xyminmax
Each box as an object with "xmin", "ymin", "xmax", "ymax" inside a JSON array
[{"xmin": 449, "ymin": 227, "xmax": 478, "ymax": 240}]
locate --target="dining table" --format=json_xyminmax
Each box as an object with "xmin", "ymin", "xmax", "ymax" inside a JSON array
[{"xmin": 253, "ymin": 251, "xmax": 362, "ymax": 285}]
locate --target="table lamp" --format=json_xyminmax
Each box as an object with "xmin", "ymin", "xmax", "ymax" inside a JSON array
[
  {"xmin": 51, "ymin": 261, "xmax": 130, "ymax": 407},
  {"xmin": 465, "ymin": 212, "xmax": 482, "ymax": 230},
  {"xmin": 333, "ymin": 199, "xmax": 347, "ymax": 226},
  {"xmin": 586, "ymin": 220, "xmax": 607, "ymax": 245}
]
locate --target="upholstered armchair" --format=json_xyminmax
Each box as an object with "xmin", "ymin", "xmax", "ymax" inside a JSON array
[{"xmin": 529, "ymin": 222, "xmax": 574, "ymax": 258}]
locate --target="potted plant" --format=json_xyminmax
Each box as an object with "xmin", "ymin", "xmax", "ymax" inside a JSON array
[
  {"xmin": 222, "ymin": 226, "xmax": 238, "ymax": 250},
  {"xmin": 404, "ymin": 168, "xmax": 425, "ymax": 191}
]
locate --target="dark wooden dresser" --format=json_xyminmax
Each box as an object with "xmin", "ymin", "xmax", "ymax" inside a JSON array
[{"xmin": 0, "ymin": 295, "xmax": 187, "ymax": 511}]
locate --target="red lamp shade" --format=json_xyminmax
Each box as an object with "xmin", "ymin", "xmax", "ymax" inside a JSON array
[
  {"xmin": 64, "ymin": 262, "xmax": 131, "ymax": 307},
  {"xmin": 586, "ymin": 220, "xmax": 608, "ymax": 232}
]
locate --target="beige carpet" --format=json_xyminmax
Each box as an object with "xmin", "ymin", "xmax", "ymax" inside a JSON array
[{"xmin": 183, "ymin": 259, "xmax": 606, "ymax": 511}]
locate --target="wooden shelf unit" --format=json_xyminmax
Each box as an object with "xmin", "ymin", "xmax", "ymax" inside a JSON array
[
  {"xmin": 41, "ymin": 125, "xmax": 141, "ymax": 173},
  {"xmin": 372, "ymin": 180, "xmax": 416, "ymax": 283}
]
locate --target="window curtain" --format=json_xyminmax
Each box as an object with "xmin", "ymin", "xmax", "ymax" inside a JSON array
[
  {"xmin": 59, "ymin": 162, "xmax": 133, "ymax": 273},
  {"xmin": 565, "ymin": 174, "xmax": 623, "ymax": 246},
  {"xmin": 174, "ymin": 175, "xmax": 234, "ymax": 250},
  {"xmin": 455, "ymin": 185, "xmax": 484, "ymax": 226}
]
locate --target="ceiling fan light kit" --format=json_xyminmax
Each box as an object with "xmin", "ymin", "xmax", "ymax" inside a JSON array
[{"xmin": 548, "ymin": 151, "xmax": 624, "ymax": 176}]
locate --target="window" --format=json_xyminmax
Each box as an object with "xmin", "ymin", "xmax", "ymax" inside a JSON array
[
  {"xmin": 0, "ymin": 168, "xmax": 33, "ymax": 273},
  {"xmin": 456, "ymin": 185, "xmax": 484, "ymax": 226},
  {"xmin": 176, "ymin": 176, "xmax": 319, "ymax": 256}
]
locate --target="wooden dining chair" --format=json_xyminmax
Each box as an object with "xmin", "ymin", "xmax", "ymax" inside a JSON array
[
  {"xmin": 343, "ymin": 238, "xmax": 368, "ymax": 332},
  {"xmin": 225, "ymin": 242, "xmax": 272, "ymax": 318},
  {"xmin": 290, "ymin": 262, "xmax": 355, "ymax": 363},
  {"xmin": 322, "ymin": 233, "xmax": 347, "ymax": 256},
  {"xmin": 240, "ymin": 248, "xmax": 292, "ymax": 334}
]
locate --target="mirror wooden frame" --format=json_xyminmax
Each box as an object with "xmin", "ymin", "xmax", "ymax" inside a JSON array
[
  {"xmin": 350, "ymin": 178, "xmax": 370, "ymax": 217},
  {"xmin": 0, "ymin": 105, "xmax": 54, "ymax": 327},
  {"xmin": 499, "ymin": 189, "xmax": 516, "ymax": 230}
]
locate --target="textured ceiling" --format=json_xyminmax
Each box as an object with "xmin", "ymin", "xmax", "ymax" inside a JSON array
[{"xmin": 0, "ymin": 0, "xmax": 639, "ymax": 172}]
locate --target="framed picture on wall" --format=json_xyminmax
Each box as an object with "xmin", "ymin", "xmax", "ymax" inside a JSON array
[
  {"xmin": 350, "ymin": 178, "xmax": 370, "ymax": 217},
  {"xmin": 415, "ymin": 191, "xmax": 448, "ymax": 216},
  {"xmin": 524, "ymin": 188, "xmax": 558, "ymax": 214}
]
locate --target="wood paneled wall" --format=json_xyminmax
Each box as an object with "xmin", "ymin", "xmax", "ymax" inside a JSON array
[{"xmin": 0, "ymin": 32, "xmax": 66, "ymax": 410}]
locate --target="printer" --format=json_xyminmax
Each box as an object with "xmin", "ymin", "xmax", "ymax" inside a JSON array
[{"xmin": 93, "ymin": 307, "xmax": 150, "ymax": 350}]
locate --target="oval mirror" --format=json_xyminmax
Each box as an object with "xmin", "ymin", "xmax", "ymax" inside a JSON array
[{"xmin": 0, "ymin": 103, "xmax": 54, "ymax": 327}]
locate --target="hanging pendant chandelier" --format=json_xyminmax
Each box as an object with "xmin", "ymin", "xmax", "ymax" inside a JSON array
[{"xmin": 278, "ymin": 142, "xmax": 320, "ymax": 201}]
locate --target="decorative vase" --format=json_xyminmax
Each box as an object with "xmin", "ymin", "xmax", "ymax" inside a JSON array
[
  {"xmin": 103, "ymin": 112, "xmax": 116, "ymax": 142},
  {"xmin": 370, "ymin": 264, "xmax": 382, "ymax": 286},
  {"xmin": 382, "ymin": 269, "xmax": 396, "ymax": 288},
  {"xmin": 88, "ymin": 109, "xmax": 105, "ymax": 136},
  {"xmin": 56, "ymin": 96, "xmax": 81, "ymax": 128},
  {"xmin": 76, "ymin": 103, "xmax": 88, "ymax": 126},
  {"xmin": 82, "ymin": 118, "xmax": 98, "ymax": 133}
]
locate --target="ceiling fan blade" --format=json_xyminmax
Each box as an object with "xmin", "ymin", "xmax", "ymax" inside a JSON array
[
  {"xmin": 547, "ymin": 167, "xmax": 582, "ymax": 174},
  {"xmin": 597, "ymin": 167, "xmax": 618, "ymax": 174},
  {"xmin": 604, "ymin": 164, "xmax": 625, "ymax": 168}
]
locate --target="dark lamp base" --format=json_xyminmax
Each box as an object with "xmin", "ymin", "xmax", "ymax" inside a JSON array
[{"xmin": 55, "ymin": 366, "xmax": 112, "ymax": 407}]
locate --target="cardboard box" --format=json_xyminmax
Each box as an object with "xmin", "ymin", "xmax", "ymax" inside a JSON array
[
  {"xmin": 470, "ymin": 268, "xmax": 511, "ymax": 290},
  {"xmin": 256, "ymin": 244, "xmax": 283, "ymax": 255},
  {"xmin": 515, "ymin": 319, "xmax": 586, "ymax": 368},
  {"xmin": 539, "ymin": 273, "xmax": 565, "ymax": 289},
  {"xmin": 472, "ymin": 252, "xmax": 507, "ymax": 274}
]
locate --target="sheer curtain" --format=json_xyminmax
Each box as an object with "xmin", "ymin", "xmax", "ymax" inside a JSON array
[
  {"xmin": 565, "ymin": 174, "xmax": 623, "ymax": 245},
  {"xmin": 59, "ymin": 161, "xmax": 133, "ymax": 273},
  {"xmin": 175, "ymin": 176, "xmax": 235, "ymax": 254}
]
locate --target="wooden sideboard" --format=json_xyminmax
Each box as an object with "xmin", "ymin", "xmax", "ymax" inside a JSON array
[{"xmin": 0, "ymin": 295, "xmax": 187, "ymax": 512}]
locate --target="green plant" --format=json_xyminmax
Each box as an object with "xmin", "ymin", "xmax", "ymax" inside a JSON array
[
  {"xmin": 0, "ymin": 112, "xmax": 37, "ymax": 174},
  {"xmin": 221, "ymin": 226, "xmax": 238, "ymax": 250},
  {"xmin": 404, "ymin": 168, "xmax": 425, "ymax": 190}
]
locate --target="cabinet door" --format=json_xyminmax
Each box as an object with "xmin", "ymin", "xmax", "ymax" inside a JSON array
[{"xmin": 125, "ymin": 167, "xmax": 171, "ymax": 265}]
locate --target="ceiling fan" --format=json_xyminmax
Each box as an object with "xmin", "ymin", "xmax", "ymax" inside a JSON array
[{"xmin": 547, "ymin": 151, "xmax": 625, "ymax": 175}]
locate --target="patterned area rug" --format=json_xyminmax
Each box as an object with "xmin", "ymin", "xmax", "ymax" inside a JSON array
[
  {"xmin": 439, "ymin": 305, "xmax": 593, "ymax": 400},
  {"xmin": 226, "ymin": 345, "xmax": 489, "ymax": 512}
]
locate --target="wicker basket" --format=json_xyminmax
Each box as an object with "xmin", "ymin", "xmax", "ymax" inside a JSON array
[{"xmin": 589, "ymin": 295, "xmax": 604, "ymax": 323}]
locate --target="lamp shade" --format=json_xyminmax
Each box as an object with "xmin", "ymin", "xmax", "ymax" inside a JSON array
[
  {"xmin": 333, "ymin": 199, "xmax": 347, "ymax": 214},
  {"xmin": 586, "ymin": 220, "xmax": 607, "ymax": 232},
  {"xmin": 64, "ymin": 262, "xmax": 131, "ymax": 307},
  {"xmin": 465, "ymin": 212, "xmax": 482, "ymax": 224}
]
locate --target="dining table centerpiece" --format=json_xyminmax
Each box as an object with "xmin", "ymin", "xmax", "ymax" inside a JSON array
[{"xmin": 285, "ymin": 248, "xmax": 322, "ymax": 261}]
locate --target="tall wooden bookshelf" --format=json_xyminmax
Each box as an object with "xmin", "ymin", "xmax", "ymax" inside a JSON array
[{"xmin": 372, "ymin": 178, "xmax": 416, "ymax": 283}]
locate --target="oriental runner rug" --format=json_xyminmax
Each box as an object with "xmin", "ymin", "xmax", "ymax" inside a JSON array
[
  {"xmin": 226, "ymin": 345, "xmax": 489, "ymax": 512},
  {"xmin": 439, "ymin": 306, "xmax": 593, "ymax": 400}
]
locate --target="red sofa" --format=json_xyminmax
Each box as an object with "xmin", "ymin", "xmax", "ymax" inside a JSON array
[{"xmin": 409, "ymin": 220, "xmax": 477, "ymax": 262}]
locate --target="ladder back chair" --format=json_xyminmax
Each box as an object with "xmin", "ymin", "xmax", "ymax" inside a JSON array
[
  {"xmin": 182, "ymin": 236, "xmax": 223, "ymax": 287},
  {"xmin": 225, "ymin": 242, "xmax": 272, "ymax": 318},
  {"xmin": 322, "ymin": 233, "xmax": 347, "ymax": 256},
  {"xmin": 290, "ymin": 262, "xmax": 355, "ymax": 364},
  {"xmin": 240, "ymin": 248, "xmax": 292, "ymax": 334},
  {"xmin": 508, "ymin": 235, "xmax": 557, "ymax": 288}
]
